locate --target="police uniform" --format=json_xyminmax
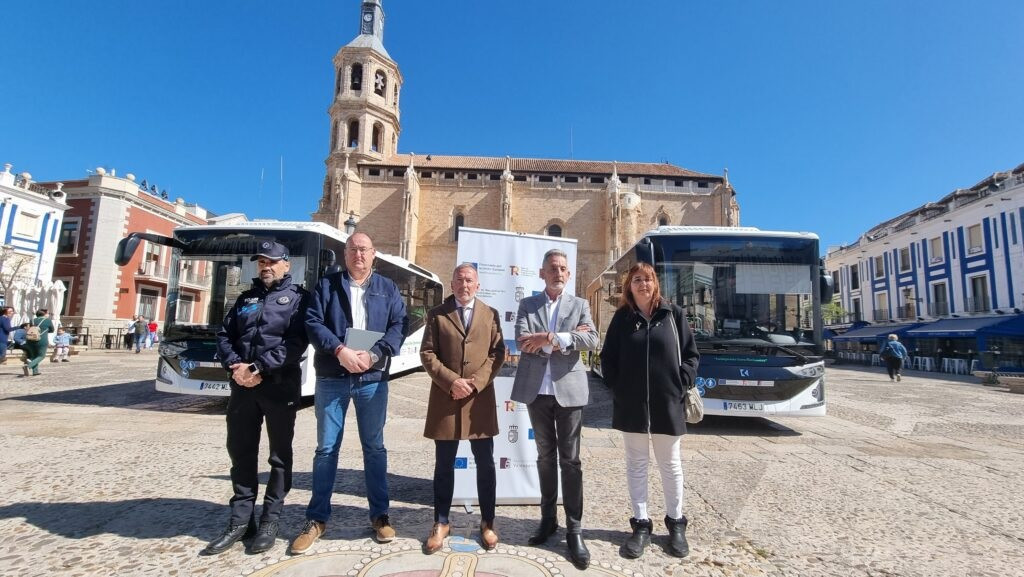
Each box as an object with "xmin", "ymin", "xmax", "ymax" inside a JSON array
[{"xmin": 209, "ymin": 242, "xmax": 309, "ymax": 553}]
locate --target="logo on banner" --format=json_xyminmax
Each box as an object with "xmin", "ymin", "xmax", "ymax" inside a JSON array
[
  {"xmin": 500, "ymin": 457, "xmax": 511, "ymax": 469},
  {"xmin": 528, "ymin": 428, "xmax": 535, "ymax": 440},
  {"xmin": 504, "ymin": 400, "xmax": 517, "ymax": 412},
  {"xmin": 509, "ymin": 265, "xmax": 520, "ymax": 276},
  {"xmin": 507, "ymin": 425, "xmax": 519, "ymax": 443},
  {"xmin": 505, "ymin": 311, "xmax": 515, "ymax": 322},
  {"xmin": 514, "ymin": 286, "xmax": 525, "ymax": 302},
  {"xmin": 454, "ymin": 457, "xmax": 468, "ymax": 469}
]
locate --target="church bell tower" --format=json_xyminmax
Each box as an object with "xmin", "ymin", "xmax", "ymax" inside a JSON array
[{"xmin": 313, "ymin": 0, "xmax": 402, "ymax": 228}]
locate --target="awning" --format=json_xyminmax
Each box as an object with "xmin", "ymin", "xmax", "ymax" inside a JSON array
[
  {"xmin": 831, "ymin": 323, "xmax": 919, "ymax": 342},
  {"xmin": 905, "ymin": 315, "xmax": 1022, "ymax": 338}
]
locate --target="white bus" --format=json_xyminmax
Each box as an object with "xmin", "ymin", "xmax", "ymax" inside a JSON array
[
  {"xmin": 586, "ymin": 226, "xmax": 834, "ymax": 417},
  {"xmin": 114, "ymin": 221, "xmax": 443, "ymax": 397}
]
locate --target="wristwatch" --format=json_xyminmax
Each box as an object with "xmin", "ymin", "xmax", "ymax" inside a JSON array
[
  {"xmin": 247, "ymin": 363, "xmax": 260, "ymax": 375},
  {"xmin": 369, "ymin": 351, "xmax": 380, "ymax": 364}
]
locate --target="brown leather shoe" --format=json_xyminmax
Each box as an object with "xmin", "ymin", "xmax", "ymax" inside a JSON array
[
  {"xmin": 289, "ymin": 520, "xmax": 325, "ymax": 555},
  {"xmin": 424, "ymin": 522, "xmax": 449, "ymax": 554},
  {"xmin": 480, "ymin": 520, "xmax": 499, "ymax": 550}
]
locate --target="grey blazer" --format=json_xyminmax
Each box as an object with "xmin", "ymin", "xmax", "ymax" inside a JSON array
[{"xmin": 510, "ymin": 292, "xmax": 599, "ymax": 407}]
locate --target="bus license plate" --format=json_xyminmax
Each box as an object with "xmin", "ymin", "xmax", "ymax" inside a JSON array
[
  {"xmin": 199, "ymin": 382, "xmax": 230, "ymax": 391},
  {"xmin": 725, "ymin": 401, "xmax": 764, "ymax": 411}
]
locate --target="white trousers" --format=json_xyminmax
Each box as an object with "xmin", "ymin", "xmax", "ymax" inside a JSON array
[{"xmin": 622, "ymin": 432, "xmax": 684, "ymax": 520}]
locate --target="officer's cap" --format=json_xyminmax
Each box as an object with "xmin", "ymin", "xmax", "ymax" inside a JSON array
[{"xmin": 251, "ymin": 241, "xmax": 289, "ymax": 262}]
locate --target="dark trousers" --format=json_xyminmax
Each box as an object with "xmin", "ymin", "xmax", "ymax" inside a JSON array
[
  {"xmin": 226, "ymin": 388, "xmax": 297, "ymax": 525},
  {"xmin": 434, "ymin": 438, "xmax": 496, "ymax": 524},
  {"xmin": 527, "ymin": 394, "xmax": 584, "ymax": 534},
  {"xmin": 885, "ymin": 357, "xmax": 903, "ymax": 379}
]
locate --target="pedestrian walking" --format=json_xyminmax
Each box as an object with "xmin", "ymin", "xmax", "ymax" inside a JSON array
[
  {"xmin": 202, "ymin": 241, "xmax": 310, "ymax": 556},
  {"xmin": 880, "ymin": 334, "xmax": 909, "ymax": 382},
  {"xmin": 132, "ymin": 316, "xmax": 147, "ymax": 353},
  {"xmin": 0, "ymin": 306, "xmax": 14, "ymax": 364},
  {"xmin": 600, "ymin": 262, "xmax": 699, "ymax": 559},
  {"xmin": 22, "ymin": 309, "xmax": 54, "ymax": 377}
]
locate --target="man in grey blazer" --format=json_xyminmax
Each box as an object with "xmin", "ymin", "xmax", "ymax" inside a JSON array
[{"xmin": 510, "ymin": 248, "xmax": 599, "ymax": 570}]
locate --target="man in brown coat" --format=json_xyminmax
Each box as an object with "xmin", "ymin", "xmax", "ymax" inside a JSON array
[{"xmin": 420, "ymin": 263, "xmax": 506, "ymax": 554}]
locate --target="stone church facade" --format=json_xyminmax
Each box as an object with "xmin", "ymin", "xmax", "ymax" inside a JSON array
[{"xmin": 312, "ymin": 0, "xmax": 739, "ymax": 292}]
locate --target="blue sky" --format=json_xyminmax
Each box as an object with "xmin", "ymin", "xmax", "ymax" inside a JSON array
[{"xmin": 2, "ymin": 0, "xmax": 1021, "ymax": 254}]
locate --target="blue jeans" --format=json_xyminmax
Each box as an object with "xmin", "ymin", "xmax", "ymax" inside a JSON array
[
  {"xmin": 134, "ymin": 333, "xmax": 145, "ymax": 352},
  {"xmin": 306, "ymin": 376, "xmax": 389, "ymax": 523}
]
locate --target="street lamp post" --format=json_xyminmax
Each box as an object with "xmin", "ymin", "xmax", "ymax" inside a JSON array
[{"xmin": 344, "ymin": 212, "xmax": 357, "ymax": 235}]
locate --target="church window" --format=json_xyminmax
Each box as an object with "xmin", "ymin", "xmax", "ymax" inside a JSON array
[
  {"xmin": 391, "ymin": 169, "xmax": 403, "ymax": 177},
  {"xmin": 658, "ymin": 215, "xmax": 669, "ymax": 226},
  {"xmin": 335, "ymin": 69, "xmax": 343, "ymax": 96},
  {"xmin": 546, "ymin": 224, "xmax": 563, "ymax": 237},
  {"xmin": 538, "ymin": 175, "xmax": 553, "ymax": 183},
  {"xmin": 590, "ymin": 176, "xmax": 605, "ymax": 184},
  {"xmin": 674, "ymin": 180, "xmax": 684, "ymax": 187},
  {"xmin": 697, "ymin": 181, "xmax": 709, "ymax": 188},
  {"xmin": 453, "ymin": 213, "xmax": 465, "ymax": 242},
  {"xmin": 443, "ymin": 172, "xmax": 455, "ymax": 180},
  {"xmin": 371, "ymin": 123, "xmax": 384, "ymax": 153},
  {"xmin": 347, "ymin": 120, "xmax": 359, "ymax": 147},
  {"xmin": 467, "ymin": 173, "xmax": 478, "ymax": 180},
  {"xmin": 421, "ymin": 171, "xmax": 433, "ymax": 178},
  {"xmin": 368, "ymin": 168, "xmax": 381, "ymax": 176},
  {"xmin": 374, "ymin": 70, "xmax": 387, "ymax": 97},
  {"xmin": 620, "ymin": 176, "xmax": 629, "ymax": 183},
  {"xmin": 513, "ymin": 175, "xmax": 526, "ymax": 182},
  {"xmin": 489, "ymin": 174, "xmax": 501, "ymax": 181},
  {"xmin": 564, "ymin": 176, "xmax": 579, "ymax": 183},
  {"xmin": 350, "ymin": 63, "xmax": 363, "ymax": 91},
  {"xmin": 643, "ymin": 178, "xmax": 652, "ymax": 185},
  {"xmin": 330, "ymin": 120, "xmax": 340, "ymax": 151}
]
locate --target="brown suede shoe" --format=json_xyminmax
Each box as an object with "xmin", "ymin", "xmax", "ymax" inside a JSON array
[
  {"xmin": 423, "ymin": 522, "xmax": 449, "ymax": 554},
  {"xmin": 480, "ymin": 520, "xmax": 498, "ymax": 550},
  {"xmin": 289, "ymin": 520, "xmax": 325, "ymax": 555}
]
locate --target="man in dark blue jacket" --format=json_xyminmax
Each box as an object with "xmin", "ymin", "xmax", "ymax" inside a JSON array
[
  {"xmin": 290, "ymin": 232, "xmax": 408, "ymax": 554},
  {"xmin": 0, "ymin": 306, "xmax": 14, "ymax": 363},
  {"xmin": 203, "ymin": 241, "xmax": 310, "ymax": 556}
]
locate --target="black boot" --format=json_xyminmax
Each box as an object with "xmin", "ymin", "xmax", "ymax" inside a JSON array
[
  {"xmin": 201, "ymin": 516, "xmax": 257, "ymax": 556},
  {"xmin": 249, "ymin": 519, "xmax": 279, "ymax": 554},
  {"xmin": 623, "ymin": 517, "xmax": 652, "ymax": 559},
  {"xmin": 528, "ymin": 517, "xmax": 559, "ymax": 545},
  {"xmin": 566, "ymin": 533, "xmax": 590, "ymax": 570},
  {"xmin": 664, "ymin": 515, "xmax": 689, "ymax": 558}
]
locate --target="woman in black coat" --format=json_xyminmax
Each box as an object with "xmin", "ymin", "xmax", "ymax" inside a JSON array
[{"xmin": 600, "ymin": 263, "xmax": 700, "ymax": 559}]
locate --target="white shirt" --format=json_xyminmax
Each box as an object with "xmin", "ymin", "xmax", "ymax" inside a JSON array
[
  {"xmin": 537, "ymin": 292, "xmax": 573, "ymax": 396},
  {"xmin": 347, "ymin": 273, "xmax": 371, "ymax": 332}
]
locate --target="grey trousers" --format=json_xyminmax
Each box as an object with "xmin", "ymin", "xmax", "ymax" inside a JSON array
[{"xmin": 527, "ymin": 394, "xmax": 584, "ymax": 533}]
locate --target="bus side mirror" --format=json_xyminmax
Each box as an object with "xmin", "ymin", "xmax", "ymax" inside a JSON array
[
  {"xmin": 820, "ymin": 272, "xmax": 835, "ymax": 302},
  {"xmin": 114, "ymin": 234, "xmax": 142, "ymax": 266}
]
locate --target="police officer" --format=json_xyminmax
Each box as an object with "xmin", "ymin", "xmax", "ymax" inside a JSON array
[{"xmin": 203, "ymin": 241, "xmax": 310, "ymax": 556}]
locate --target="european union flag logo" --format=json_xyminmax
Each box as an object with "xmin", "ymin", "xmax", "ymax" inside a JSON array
[
  {"xmin": 527, "ymin": 429, "xmax": 535, "ymax": 440},
  {"xmin": 454, "ymin": 457, "xmax": 468, "ymax": 469}
]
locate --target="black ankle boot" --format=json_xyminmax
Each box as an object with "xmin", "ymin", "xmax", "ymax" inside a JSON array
[
  {"xmin": 201, "ymin": 515, "xmax": 257, "ymax": 556},
  {"xmin": 623, "ymin": 517, "xmax": 652, "ymax": 559},
  {"xmin": 664, "ymin": 515, "xmax": 689, "ymax": 558}
]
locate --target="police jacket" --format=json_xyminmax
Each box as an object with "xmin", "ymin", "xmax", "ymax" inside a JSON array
[
  {"xmin": 601, "ymin": 301, "xmax": 700, "ymax": 436},
  {"xmin": 216, "ymin": 274, "xmax": 310, "ymax": 398},
  {"xmin": 305, "ymin": 271, "xmax": 408, "ymax": 381}
]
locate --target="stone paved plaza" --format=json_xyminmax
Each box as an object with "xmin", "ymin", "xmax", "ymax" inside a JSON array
[{"xmin": 1, "ymin": 350, "xmax": 1022, "ymax": 577}]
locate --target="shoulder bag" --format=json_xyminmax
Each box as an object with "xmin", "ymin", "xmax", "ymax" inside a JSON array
[{"xmin": 667, "ymin": 308, "xmax": 703, "ymax": 424}]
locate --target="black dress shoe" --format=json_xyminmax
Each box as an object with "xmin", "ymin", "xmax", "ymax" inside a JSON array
[
  {"xmin": 566, "ymin": 533, "xmax": 590, "ymax": 570},
  {"xmin": 249, "ymin": 520, "xmax": 279, "ymax": 554},
  {"xmin": 201, "ymin": 518, "xmax": 257, "ymax": 556},
  {"xmin": 528, "ymin": 517, "xmax": 559, "ymax": 545}
]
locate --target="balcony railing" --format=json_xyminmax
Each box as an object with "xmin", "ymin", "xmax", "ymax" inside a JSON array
[
  {"xmin": 965, "ymin": 297, "xmax": 991, "ymax": 313},
  {"xmin": 895, "ymin": 304, "xmax": 916, "ymax": 321},
  {"xmin": 872, "ymin": 308, "xmax": 891, "ymax": 322},
  {"xmin": 137, "ymin": 262, "xmax": 169, "ymax": 278},
  {"xmin": 927, "ymin": 302, "xmax": 950, "ymax": 317},
  {"xmin": 179, "ymin": 271, "xmax": 211, "ymax": 286}
]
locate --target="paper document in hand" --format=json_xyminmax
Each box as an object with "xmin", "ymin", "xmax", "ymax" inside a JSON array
[{"xmin": 345, "ymin": 327, "xmax": 385, "ymax": 351}]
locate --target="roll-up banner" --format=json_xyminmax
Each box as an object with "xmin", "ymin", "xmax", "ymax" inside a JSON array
[{"xmin": 453, "ymin": 227, "xmax": 579, "ymax": 505}]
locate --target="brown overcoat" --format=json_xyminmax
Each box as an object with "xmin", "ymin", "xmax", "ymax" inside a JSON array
[{"xmin": 420, "ymin": 295, "xmax": 506, "ymax": 440}]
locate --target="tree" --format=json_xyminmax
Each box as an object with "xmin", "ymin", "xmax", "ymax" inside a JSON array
[
  {"xmin": 821, "ymin": 301, "xmax": 846, "ymax": 324},
  {"xmin": 0, "ymin": 244, "xmax": 36, "ymax": 303}
]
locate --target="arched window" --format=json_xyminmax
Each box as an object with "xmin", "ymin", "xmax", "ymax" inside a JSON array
[
  {"xmin": 371, "ymin": 123, "xmax": 383, "ymax": 153},
  {"xmin": 350, "ymin": 63, "xmax": 363, "ymax": 91},
  {"xmin": 658, "ymin": 215, "xmax": 669, "ymax": 227},
  {"xmin": 374, "ymin": 70, "xmax": 387, "ymax": 97},
  {"xmin": 330, "ymin": 120, "xmax": 340, "ymax": 151},
  {"xmin": 347, "ymin": 120, "xmax": 359, "ymax": 148},
  {"xmin": 454, "ymin": 213, "xmax": 465, "ymax": 242},
  {"xmin": 335, "ymin": 69, "xmax": 343, "ymax": 96},
  {"xmin": 547, "ymin": 224, "xmax": 563, "ymax": 237}
]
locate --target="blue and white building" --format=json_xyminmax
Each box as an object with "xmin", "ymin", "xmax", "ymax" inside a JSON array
[
  {"xmin": 0, "ymin": 163, "xmax": 71, "ymax": 324},
  {"xmin": 825, "ymin": 162, "xmax": 1024, "ymax": 371}
]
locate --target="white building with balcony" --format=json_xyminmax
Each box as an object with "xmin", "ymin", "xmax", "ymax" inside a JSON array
[{"xmin": 826, "ymin": 162, "xmax": 1024, "ymax": 371}]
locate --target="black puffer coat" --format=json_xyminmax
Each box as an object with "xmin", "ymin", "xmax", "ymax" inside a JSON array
[{"xmin": 601, "ymin": 301, "xmax": 700, "ymax": 436}]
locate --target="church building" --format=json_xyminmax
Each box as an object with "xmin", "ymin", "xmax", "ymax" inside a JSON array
[{"xmin": 312, "ymin": 0, "xmax": 739, "ymax": 292}]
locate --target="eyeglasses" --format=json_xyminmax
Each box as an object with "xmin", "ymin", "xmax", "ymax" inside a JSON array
[{"xmin": 346, "ymin": 246, "xmax": 374, "ymax": 255}]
